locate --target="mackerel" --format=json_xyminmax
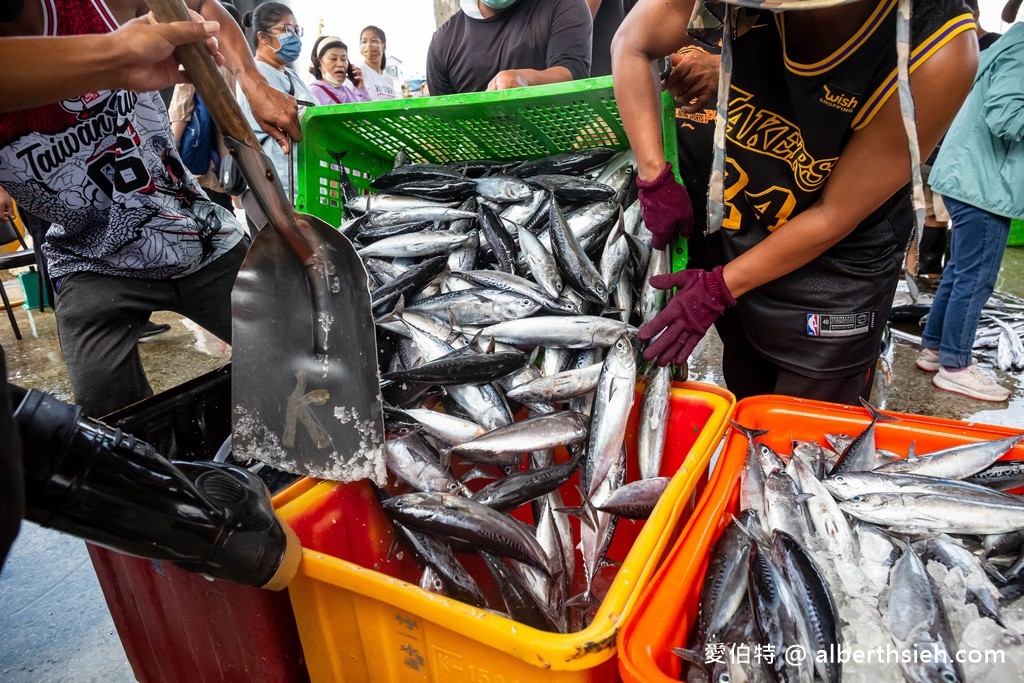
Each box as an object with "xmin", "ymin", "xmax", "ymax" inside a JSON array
[
  {"xmin": 479, "ymin": 316, "xmax": 636, "ymax": 349},
  {"xmin": 637, "ymin": 365, "xmax": 672, "ymax": 480},
  {"xmin": 381, "ymin": 492, "xmax": 553, "ymax": 574},
  {"xmin": 585, "ymin": 335, "xmax": 637, "ymax": 496},
  {"xmin": 874, "ymin": 434, "xmax": 1024, "ymax": 479}
]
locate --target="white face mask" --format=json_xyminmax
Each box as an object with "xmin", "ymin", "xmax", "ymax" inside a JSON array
[{"xmin": 323, "ymin": 72, "xmax": 341, "ymax": 86}]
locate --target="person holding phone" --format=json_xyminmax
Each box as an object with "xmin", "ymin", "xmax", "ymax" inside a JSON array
[{"xmin": 309, "ymin": 35, "xmax": 371, "ymax": 105}]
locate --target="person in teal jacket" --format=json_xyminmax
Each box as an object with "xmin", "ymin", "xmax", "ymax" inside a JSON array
[{"xmin": 916, "ymin": 20, "xmax": 1024, "ymax": 402}]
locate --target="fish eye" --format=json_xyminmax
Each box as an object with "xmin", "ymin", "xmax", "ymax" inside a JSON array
[
  {"xmin": 834, "ymin": 475, "xmax": 846, "ymax": 482},
  {"xmin": 849, "ymin": 495, "xmax": 862, "ymax": 502},
  {"xmin": 718, "ymin": 674, "xmax": 730, "ymax": 683},
  {"xmin": 432, "ymin": 578, "xmax": 443, "ymax": 591},
  {"xmin": 447, "ymin": 482, "xmax": 459, "ymax": 491},
  {"xmin": 942, "ymin": 672, "xmax": 956, "ymax": 682}
]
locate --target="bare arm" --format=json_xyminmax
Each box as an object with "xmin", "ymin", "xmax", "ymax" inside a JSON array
[
  {"xmin": 0, "ymin": 17, "xmax": 220, "ymax": 112},
  {"xmin": 486, "ymin": 66, "xmax": 574, "ymax": 90},
  {"xmin": 611, "ymin": 0, "xmax": 695, "ymax": 181},
  {"xmin": 186, "ymin": 0, "xmax": 301, "ymax": 150},
  {"xmin": 587, "ymin": 0, "xmax": 602, "ymax": 18},
  {"xmin": 721, "ymin": 31, "xmax": 978, "ymax": 298}
]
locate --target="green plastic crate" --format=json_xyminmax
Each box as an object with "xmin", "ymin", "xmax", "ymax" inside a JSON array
[
  {"xmin": 1010, "ymin": 218, "xmax": 1024, "ymax": 248},
  {"xmin": 296, "ymin": 75, "xmax": 687, "ymax": 270}
]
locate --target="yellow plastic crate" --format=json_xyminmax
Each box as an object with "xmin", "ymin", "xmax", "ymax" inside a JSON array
[{"xmin": 276, "ymin": 382, "xmax": 734, "ymax": 682}]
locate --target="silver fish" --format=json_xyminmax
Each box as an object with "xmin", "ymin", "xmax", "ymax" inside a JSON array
[
  {"xmin": 517, "ymin": 225, "xmax": 563, "ymax": 299},
  {"xmin": 874, "ymin": 434, "xmax": 1023, "ymax": 479},
  {"xmin": 479, "ymin": 316, "xmax": 636, "ymax": 349},
  {"xmin": 506, "ymin": 362, "xmax": 602, "ymax": 404},
  {"xmin": 840, "ymin": 492, "xmax": 1024, "ymax": 535},
  {"xmin": 585, "ymin": 335, "xmax": 637, "ymax": 496},
  {"xmin": 638, "ymin": 365, "xmax": 672, "ymax": 480},
  {"xmin": 381, "ymin": 492, "xmax": 553, "ymax": 575},
  {"xmin": 357, "ymin": 231, "xmax": 473, "ymax": 258},
  {"xmin": 449, "ymin": 412, "xmax": 589, "ymax": 458},
  {"xmin": 886, "ymin": 542, "xmax": 964, "ymax": 683}
]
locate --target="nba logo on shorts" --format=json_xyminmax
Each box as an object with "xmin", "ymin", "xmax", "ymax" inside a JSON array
[{"xmin": 807, "ymin": 314, "xmax": 820, "ymax": 336}]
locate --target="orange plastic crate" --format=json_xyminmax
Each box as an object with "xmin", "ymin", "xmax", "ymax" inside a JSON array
[
  {"xmin": 276, "ymin": 382, "xmax": 734, "ymax": 682},
  {"xmin": 617, "ymin": 394, "xmax": 1024, "ymax": 683}
]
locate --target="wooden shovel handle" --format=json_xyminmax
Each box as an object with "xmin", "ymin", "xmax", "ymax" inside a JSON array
[{"xmin": 146, "ymin": 0, "xmax": 262, "ymax": 150}]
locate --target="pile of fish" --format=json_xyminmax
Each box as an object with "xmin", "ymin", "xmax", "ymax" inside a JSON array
[
  {"xmin": 677, "ymin": 401, "xmax": 1024, "ymax": 682},
  {"xmin": 338, "ymin": 148, "xmax": 681, "ymax": 633},
  {"xmin": 890, "ymin": 275, "xmax": 1024, "ymax": 372}
]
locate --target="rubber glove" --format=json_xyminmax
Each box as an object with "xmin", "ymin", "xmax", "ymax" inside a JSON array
[
  {"xmin": 637, "ymin": 266, "xmax": 736, "ymax": 367},
  {"xmin": 636, "ymin": 162, "xmax": 694, "ymax": 249}
]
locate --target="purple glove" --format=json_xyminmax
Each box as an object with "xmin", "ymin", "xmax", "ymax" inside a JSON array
[
  {"xmin": 637, "ymin": 266, "xmax": 736, "ymax": 367},
  {"xmin": 636, "ymin": 162, "xmax": 694, "ymax": 249}
]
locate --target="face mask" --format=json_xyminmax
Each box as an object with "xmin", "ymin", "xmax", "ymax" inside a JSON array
[
  {"xmin": 480, "ymin": 0, "xmax": 518, "ymax": 8},
  {"xmin": 322, "ymin": 71, "xmax": 341, "ymax": 86},
  {"xmin": 273, "ymin": 33, "xmax": 303, "ymax": 63}
]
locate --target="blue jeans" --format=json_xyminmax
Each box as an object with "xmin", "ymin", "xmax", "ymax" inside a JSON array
[{"xmin": 921, "ymin": 196, "xmax": 1010, "ymax": 369}]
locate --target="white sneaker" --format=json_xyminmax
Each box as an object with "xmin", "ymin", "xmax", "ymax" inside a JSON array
[
  {"xmin": 915, "ymin": 348, "xmax": 940, "ymax": 372},
  {"xmin": 933, "ymin": 365, "xmax": 1011, "ymax": 402}
]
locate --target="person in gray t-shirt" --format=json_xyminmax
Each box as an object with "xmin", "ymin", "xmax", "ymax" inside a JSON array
[{"xmin": 427, "ymin": 0, "xmax": 592, "ymax": 96}]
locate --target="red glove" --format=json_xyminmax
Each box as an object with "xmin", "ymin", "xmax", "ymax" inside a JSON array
[
  {"xmin": 636, "ymin": 162, "xmax": 694, "ymax": 249},
  {"xmin": 637, "ymin": 266, "xmax": 736, "ymax": 367}
]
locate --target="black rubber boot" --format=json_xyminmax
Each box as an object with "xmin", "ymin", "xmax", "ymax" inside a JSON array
[{"xmin": 11, "ymin": 385, "xmax": 300, "ymax": 590}]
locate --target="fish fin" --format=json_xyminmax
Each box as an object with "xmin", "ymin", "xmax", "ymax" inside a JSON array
[
  {"xmin": 555, "ymin": 501, "xmax": 599, "ymax": 531},
  {"xmin": 460, "ymin": 466, "xmax": 498, "ymax": 484},
  {"xmin": 726, "ymin": 419, "xmax": 771, "ymax": 442},
  {"xmin": 565, "ymin": 590, "xmax": 601, "ymax": 610},
  {"xmin": 906, "ymin": 440, "xmax": 918, "ymax": 460},
  {"xmin": 857, "ymin": 396, "xmax": 900, "ymax": 423},
  {"xmin": 794, "ymin": 492, "xmax": 816, "ymax": 505},
  {"xmin": 671, "ymin": 648, "xmax": 708, "ymax": 668}
]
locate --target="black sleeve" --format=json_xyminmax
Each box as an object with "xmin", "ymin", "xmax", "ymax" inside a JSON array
[
  {"xmin": 0, "ymin": 345, "xmax": 24, "ymax": 571},
  {"xmin": 546, "ymin": 0, "xmax": 594, "ymax": 80},
  {"xmin": 426, "ymin": 32, "xmax": 455, "ymax": 97}
]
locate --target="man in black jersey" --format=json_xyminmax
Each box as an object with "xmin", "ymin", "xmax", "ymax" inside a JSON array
[{"xmin": 613, "ymin": 0, "xmax": 977, "ymax": 405}]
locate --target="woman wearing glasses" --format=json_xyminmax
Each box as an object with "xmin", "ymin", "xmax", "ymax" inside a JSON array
[
  {"xmin": 239, "ymin": 2, "xmax": 317, "ymax": 200},
  {"xmin": 359, "ymin": 26, "xmax": 399, "ymax": 100}
]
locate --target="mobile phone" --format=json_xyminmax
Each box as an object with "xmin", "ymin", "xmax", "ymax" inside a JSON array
[{"xmin": 347, "ymin": 64, "xmax": 358, "ymax": 83}]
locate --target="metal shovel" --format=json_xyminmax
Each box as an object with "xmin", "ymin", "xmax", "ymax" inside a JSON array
[{"xmin": 148, "ymin": 0, "xmax": 384, "ymax": 483}]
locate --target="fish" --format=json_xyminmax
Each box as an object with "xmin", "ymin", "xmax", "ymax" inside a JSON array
[
  {"xmin": 478, "ymin": 316, "xmax": 636, "ymax": 349},
  {"xmin": 584, "ymin": 335, "xmax": 637, "ymax": 496},
  {"xmin": 918, "ymin": 534, "xmax": 1004, "ymax": 626},
  {"xmin": 593, "ymin": 477, "xmax": 671, "ymax": 519},
  {"xmin": 448, "ymin": 412, "xmax": 589, "ymax": 459},
  {"xmin": 471, "ymin": 448, "xmax": 584, "ymax": 512},
  {"xmin": 548, "ymin": 197, "xmax": 608, "ymax": 305},
  {"xmin": 874, "ymin": 434, "xmax": 1024, "ymax": 479},
  {"xmin": 839, "ymin": 492, "xmax": 1024, "ymax": 535},
  {"xmin": 694, "ymin": 511, "xmax": 754, "ymax": 650},
  {"xmin": 505, "ymin": 362, "xmax": 603, "ymax": 404},
  {"xmin": 356, "ymin": 231, "xmax": 474, "ymax": 258},
  {"xmin": 637, "ymin": 365, "xmax": 672, "ymax": 480},
  {"xmin": 771, "ymin": 530, "xmax": 843, "ymax": 683},
  {"xmin": 747, "ymin": 541, "xmax": 816, "ymax": 683},
  {"xmin": 886, "ymin": 542, "xmax": 964, "ymax": 683},
  {"xmin": 830, "ymin": 398, "xmax": 899, "ymax": 475},
  {"xmin": 392, "ymin": 522, "xmax": 487, "ymax": 608},
  {"xmin": 381, "ymin": 492, "xmax": 554, "ymax": 574}
]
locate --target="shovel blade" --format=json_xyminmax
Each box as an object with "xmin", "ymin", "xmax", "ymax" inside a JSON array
[{"xmin": 231, "ymin": 216, "xmax": 384, "ymax": 483}]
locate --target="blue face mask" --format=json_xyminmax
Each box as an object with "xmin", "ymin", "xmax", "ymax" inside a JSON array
[
  {"xmin": 480, "ymin": 0, "xmax": 518, "ymax": 8},
  {"xmin": 274, "ymin": 33, "xmax": 303, "ymax": 63}
]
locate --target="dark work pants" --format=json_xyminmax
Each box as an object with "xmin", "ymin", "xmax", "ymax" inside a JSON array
[
  {"xmin": 54, "ymin": 239, "xmax": 248, "ymax": 417},
  {"xmin": 715, "ymin": 307, "xmax": 876, "ymax": 406}
]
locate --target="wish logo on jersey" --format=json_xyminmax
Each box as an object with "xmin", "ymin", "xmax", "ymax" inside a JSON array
[
  {"xmin": 806, "ymin": 311, "xmax": 875, "ymax": 337},
  {"xmin": 818, "ymin": 85, "xmax": 861, "ymax": 115}
]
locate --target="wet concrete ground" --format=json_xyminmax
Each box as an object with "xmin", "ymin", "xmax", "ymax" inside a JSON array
[{"xmin": 1, "ymin": 250, "xmax": 1022, "ymax": 681}]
